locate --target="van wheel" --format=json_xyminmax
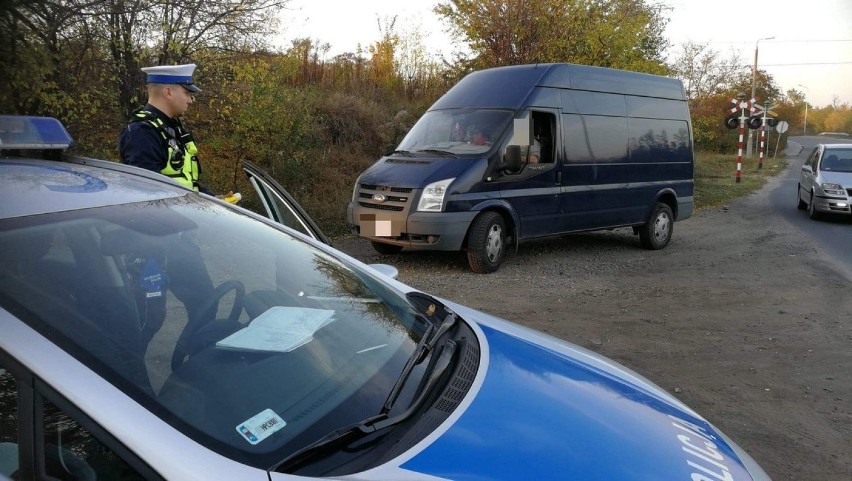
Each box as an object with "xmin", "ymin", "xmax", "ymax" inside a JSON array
[
  {"xmin": 639, "ymin": 202, "xmax": 673, "ymax": 250},
  {"xmin": 466, "ymin": 212, "xmax": 506, "ymax": 273},
  {"xmin": 371, "ymin": 241, "xmax": 403, "ymax": 255},
  {"xmin": 797, "ymin": 184, "xmax": 807, "ymax": 210}
]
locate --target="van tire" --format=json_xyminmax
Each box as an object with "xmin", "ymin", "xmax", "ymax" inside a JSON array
[
  {"xmin": 371, "ymin": 241, "xmax": 403, "ymax": 255},
  {"xmin": 466, "ymin": 212, "xmax": 506, "ymax": 273},
  {"xmin": 639, "ymin": 202, "xmax": 673, "ymax": 250}
]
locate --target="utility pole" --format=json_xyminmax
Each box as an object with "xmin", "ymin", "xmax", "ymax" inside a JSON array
[
  {"xmin": 746, "ymin": 36, "xmax": 774, "ymax": 157},
  {"xmin": 798, "ymin": 84, "xmax": 809, "ymax": 135}
]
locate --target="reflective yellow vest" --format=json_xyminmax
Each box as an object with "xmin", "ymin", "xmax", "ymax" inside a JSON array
[{"xmin": 133, "ymin": 110, "xmax": 200, "ymax": 191}]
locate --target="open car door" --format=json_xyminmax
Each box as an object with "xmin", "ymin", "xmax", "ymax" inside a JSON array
[{"xmin": 241, "ymin": 160, "xmax": 331, "ymax": 246}]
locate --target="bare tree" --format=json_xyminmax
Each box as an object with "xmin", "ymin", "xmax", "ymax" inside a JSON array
[{"xmin": 669, "ymin": 41, "xmax": 741, "ymax": 100}]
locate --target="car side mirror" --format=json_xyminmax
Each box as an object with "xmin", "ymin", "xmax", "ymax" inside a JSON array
[
  {"xmin": 368, "ymin": 263, "xmax": 399, "ymax": 279},
  {"xmin": 801, "ymin": 165, "xmax": 813, "ymax": 173},
  {"xmin": 501, "ymin": 145, "xmax": 522, "ymax": 172}
]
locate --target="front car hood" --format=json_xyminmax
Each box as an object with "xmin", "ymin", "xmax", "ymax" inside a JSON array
[
  {"xmin": 821, "ymin": 170, "xmax": 852, "ymax": 187},
  {"xmin": 345, "ymin": 302, "xmax": 767, "ymax": 481},
  {"xmin": 358, "ymin": 156, "xmax": 476, "ymax": 188}
]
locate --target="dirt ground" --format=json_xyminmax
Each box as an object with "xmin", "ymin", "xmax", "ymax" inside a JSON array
[{"xmin": 335, "ymin": 172, "xmax": 852, "ymax": 481}]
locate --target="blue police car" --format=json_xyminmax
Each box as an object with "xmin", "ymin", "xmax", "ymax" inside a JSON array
[{"xmin": 0, "ymin": 117, "xmax": 771, "ymax": 480}]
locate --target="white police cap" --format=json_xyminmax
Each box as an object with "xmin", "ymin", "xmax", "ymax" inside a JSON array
[{"xmin": 141, "ymin": 63, "xmax": 201, "ymax": 93}]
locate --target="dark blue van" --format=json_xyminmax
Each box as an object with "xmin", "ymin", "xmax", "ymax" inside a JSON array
[{"xmin": 347, "ymin": 63, "xmax": 694, "ymax": 273}]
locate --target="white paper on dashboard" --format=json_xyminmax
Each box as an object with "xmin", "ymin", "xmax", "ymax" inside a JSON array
[{"xmin": 215, "ymin": 306, "xmax": 336, "ymax": 353}]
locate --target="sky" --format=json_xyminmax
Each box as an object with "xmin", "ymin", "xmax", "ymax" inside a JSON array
[{"xmin": 276, "ymin": 0, "xmax": 852, "ymax": 108}]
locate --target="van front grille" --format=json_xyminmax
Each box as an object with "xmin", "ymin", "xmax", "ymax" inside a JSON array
[
  {"xmin": 360, "ymin": 184, "xmax": 413, "ymax": 194},
  {"xmin": 359, "ymin": 202, "xmax": 403, "ymax": 211},
  {"xmin": 359, "ymin": 192, "xmax": 408, "ymax": 203},
  {"xmin": 357, "ymin": 183, "xmax": 415, "ymax": 211}
]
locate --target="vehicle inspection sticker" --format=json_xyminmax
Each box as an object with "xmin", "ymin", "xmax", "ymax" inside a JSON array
[{"xmin": 236, "ymin": 409, "xmax": 286, "ymax": 445}]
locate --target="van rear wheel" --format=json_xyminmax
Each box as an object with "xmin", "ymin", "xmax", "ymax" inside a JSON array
[
  {"xmin": 371, "ymin": 241, "xmax": 403, "ymax": 255},
  {"xmin": 639, "ymin": 202, "xmax": 673, "ymax": 250},
  {"xmin": 466, "ymin": 211, "xmax": 506, "ymax": 273}
]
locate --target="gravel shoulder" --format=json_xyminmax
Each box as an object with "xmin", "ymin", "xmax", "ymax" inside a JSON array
[{"xmin": 335, "ymin": 171, "xmax": 852, "ymax": 480}]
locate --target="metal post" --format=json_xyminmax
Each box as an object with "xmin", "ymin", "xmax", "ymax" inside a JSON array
[
  {"xmin": 735, "ymin": 93, "xmax": 748, "ymax": 183},
  {"xmin": 798, "ymin": 84, "xmax": 809, "ymax": 135},
  {"xmin": 774, "ymin": 133, "xmax": 781, "ymax": 159},
  {"xmin": 748, "ymin": 37, "xmax": 775, "ymax": 157},
  {"xmin": 758, "ymin": 100, "xmax": 770, "ymax": 169},
  {"xmin": 773, "ymin": 121, "xmax": 789, "ymax": 159}
]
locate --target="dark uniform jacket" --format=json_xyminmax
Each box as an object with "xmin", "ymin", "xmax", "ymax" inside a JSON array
[
  {"xmin": 119, "ymin": 105, "xmax": 211, "ymax": 194},
  {"xmin": 118, "ymin": 104, "xmax": 176, "ymax": 173}
]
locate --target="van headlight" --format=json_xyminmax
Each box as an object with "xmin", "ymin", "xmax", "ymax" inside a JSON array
[
  {"xmin": 822, "ymin": 183, "xmax": 845, "ymax": 195},
  {"xmin": 352, "ymin": 177, "xmax": 362, "ymax": 202},
  {"xmin": 417, "ymin": 178, "xmax": 455, "ymax": 212}
]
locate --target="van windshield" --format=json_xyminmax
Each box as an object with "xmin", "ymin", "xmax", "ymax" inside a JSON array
[{"xmin": 396, "ymin": 109, "xmax": 514, "ymax": 155}]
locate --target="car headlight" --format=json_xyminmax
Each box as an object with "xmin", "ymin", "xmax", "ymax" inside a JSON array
[
  {"xmin": 822, "ymin": 183, "xmax": 845, "ymax": 195},
  {"xmin": 417, "ymin": 178, "xmax": 455, "ymax": 212}
]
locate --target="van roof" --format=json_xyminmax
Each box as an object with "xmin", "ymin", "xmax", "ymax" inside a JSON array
[{"xmin": 431, "ymin": 63, "xmax": 686, "ymax": 111}]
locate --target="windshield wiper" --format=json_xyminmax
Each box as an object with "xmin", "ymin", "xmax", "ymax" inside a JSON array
[
  {"xmin": 415, "ymin": 149, "xmax": 458, "ymax": 158},
  {"xmin": 382, "ymin": 309, "xmax": 458, "ymax": 413},
  {"xmin": 272, "ymin": 338, "xmax": 458, "ymax": 473},
  {"xmin": 389, "ymin": 149, "xmax": 414, "ymax": 157}
]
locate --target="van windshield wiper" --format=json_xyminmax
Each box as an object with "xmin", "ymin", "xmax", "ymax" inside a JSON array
[
  {"xmin": 272, "ymin": 310, "xmax": 460, "ymax": 473},
  {"xmin": 415, "ymin": 148, "xmax": 458, "ymax": 158},
  {"xmin": 389, "ymin": 149, "xmax": 414, "ymax": 157}
]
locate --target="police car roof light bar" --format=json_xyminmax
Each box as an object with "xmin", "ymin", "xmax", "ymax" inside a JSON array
[{"xmin": 0, "ymin": 116, "xmax": 73, "ymax": 150}]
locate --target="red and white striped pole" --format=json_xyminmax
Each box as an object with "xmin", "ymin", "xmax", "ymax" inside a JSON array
[
  {"xmin": 736, "ymin": 118, "xmax": 745, "ymax": 183},
  {"xmin": 731, "ymin": 94, "xmax": 751, "ymax": 183},
  {"xmin": 758, "ymin": 101, "xmax": 771, "ymax": 169}
]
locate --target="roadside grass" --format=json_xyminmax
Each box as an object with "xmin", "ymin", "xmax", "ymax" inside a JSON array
[{"xmin": 694, "ymin": 151, "xmax": 788, "ymax": 210}]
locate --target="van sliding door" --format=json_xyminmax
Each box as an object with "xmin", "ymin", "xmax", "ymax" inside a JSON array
[{"xmin": 560, "ymin": 113, "xmax": 627, "ymax": 230}]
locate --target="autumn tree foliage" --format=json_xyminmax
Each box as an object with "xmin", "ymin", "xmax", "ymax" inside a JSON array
[
  {"xmin": 434, "ymin": 0, "xmax": 670, "ymax": 74},
  {"xmin": 4, "ymin": 0, "xmax": 848, "ymax": 233}
]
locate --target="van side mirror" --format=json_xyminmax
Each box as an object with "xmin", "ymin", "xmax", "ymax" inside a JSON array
[
  {"xmin": 801, "ymin": 165, "xmax": 812, "ymax": 173},
  {"xmin": 502, "ymin": 145, "xmax": 522, "ymax": 172}
]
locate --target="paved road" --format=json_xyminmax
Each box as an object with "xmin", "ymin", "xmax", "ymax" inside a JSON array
[{"xmin": 769, "ymin": 135, "xmax": 852, "ymax": 279}]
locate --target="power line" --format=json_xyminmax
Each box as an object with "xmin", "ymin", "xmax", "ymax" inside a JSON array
[
  {"xmin": 690, "ymin": 39, "xmax": 852, "ymax": 47},
  {"xmin": 760, "ymin": 61, "xmax": 852, "ymax": 66},
  {"xmin": 762, "ymin": 39, "xmax": 852, "ymax": 43}
]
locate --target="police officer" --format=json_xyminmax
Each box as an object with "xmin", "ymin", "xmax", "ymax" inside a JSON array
[
  {"xmin": 119, "ymin": 63, "xmax": 209, "ymax": 193},
  {"xmin": 118, "ymin": 63, "xmax": 218, "ymax": 363}
]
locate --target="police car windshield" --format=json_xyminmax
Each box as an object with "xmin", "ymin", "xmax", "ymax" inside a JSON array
[
  {"xmin": 0, "ymin": 194, "xmax": 429, "ymax": 469},
  {"xmin": 395, "ymin": 109, "xmax": 513, "ymax": 156}
]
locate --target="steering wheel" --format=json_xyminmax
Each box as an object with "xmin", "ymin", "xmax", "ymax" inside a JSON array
[{"xmin": 171, "ymin": 279, "xmax": 245, "ymax": 371}]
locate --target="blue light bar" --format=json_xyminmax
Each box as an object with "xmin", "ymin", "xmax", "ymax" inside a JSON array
[{"xmin": 0, "ymin": 116, "xmax": 73, "ymax": 150}]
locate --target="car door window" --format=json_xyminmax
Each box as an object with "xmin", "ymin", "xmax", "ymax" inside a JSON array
[
  {"xmin": 807, "ymin": 149, "xmax": 819, "ymax": 169},
  {"xmin": 41, "ymin": 398, "xmax": 146, "ymax": 481},
  {"xmin": 241, "ymin": 162, "xmax": 331, "ymax": 245},
  {"xmin": 0, "ymin": 365, "xmax": 149, "ymax": 480},
  {"xmin": 0, "ymin": 368, "xmax": 18, "ymax": 479},
  {"xmin": 249, "ymin": 175, "xmax": 316, "ymax": 237}
]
